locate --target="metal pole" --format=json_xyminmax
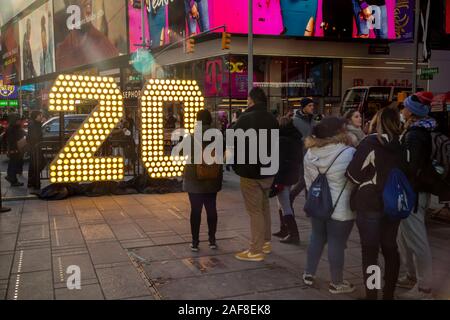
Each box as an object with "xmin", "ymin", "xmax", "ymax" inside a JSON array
[
  {"xmin": 412, "ymin": 0, "xmax": 421, "ymax": 93},
  {"xmin": 248, "ymin": 0, "xmax": 253, "ymax": 93},
  {"xmin": 141, "ymin": 0, "xmax": 146, "ymax": 48}
]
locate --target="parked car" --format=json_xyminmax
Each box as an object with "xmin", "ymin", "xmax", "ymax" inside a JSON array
[
  {"xmin": 42, "ymin": 114, "xmax": 88, "ymax": 142},
  {"xmin": 340, "ymin": 86, "xmax": 423, "ymax": 123}
]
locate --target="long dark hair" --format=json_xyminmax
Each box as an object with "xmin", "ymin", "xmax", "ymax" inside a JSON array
[{"xmin": 374, "ymin": 108, "xmax": 402, "ymax": 144}]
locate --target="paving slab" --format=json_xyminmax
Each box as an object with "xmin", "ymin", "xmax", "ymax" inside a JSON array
[
  {"xmin": 87, "ymin": 241, "xmax": 130, "ymax": 266},
  {"xmin": 96, "ymin": 264, "xmax": 152, "ymax": 300},
  {"xmin": 7, "ymin": 270, "xmax": 53, "ymax": 300},
  {"xmin": 53, "ymin": 253, "xmax": 98, "ymax": 284},
  {"xmin": 0, "ymin": 254, "xmax": 14, "ymax": 280},
  {"xmin": 55, "ymin": 283, "xmax": 104, "ymax": 300},
  {"xmin": 11, "ymin": 247, "xmax": 51, "ymax": 274},
  {"xmin": 51, "ymin": 228, "xmax": 85, "ymax": 248},
  {"xmin": 81, "ymin": 224, "xmax": 116, "ymax": 241}
]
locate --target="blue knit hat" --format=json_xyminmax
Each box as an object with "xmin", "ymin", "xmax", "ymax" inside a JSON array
[{"xmin": 404, "ymin": 95, "xmax": 430, "ymax": 117}]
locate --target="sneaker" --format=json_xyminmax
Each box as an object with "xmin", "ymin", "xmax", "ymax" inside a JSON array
[
  {"xmin": 329, "ymin": 280, "xmax": 356, "ymax": 294},
  {"xmin": 209, "ymin": 242, "xmax": 217, "ymax": 250},
  {"xmin": 235, "ymin": 250, "xmax": 265, "ymax": 262},
  {"xmin": 302, "ymin": 273, "xmax": 315, "ymax": 286},
  {"xmin": 397, "ymin": 285, "xmax": 433, "ymax": 300},
  {"xmin": 190, "ymin": 243, "xmax": 199, "ymax": 252},
  {"xmin": 263, "ymin": 242, "xmax": 272, "ymax": 254},
  {"xmin": 397, "ymin": 274, "xmax": 417, "ymax": 289}
]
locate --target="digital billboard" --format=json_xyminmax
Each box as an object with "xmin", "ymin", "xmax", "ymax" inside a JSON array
[
  {"xmin": 1, "ymin": 20, "xmax": 20, "ymax": 84},
  {"xmin": 19, "ymin": 0, "xmax": 56, "ymax": 81},
  {"xmin": 128, "ymin": 0, "xmax": 150, "ymax": 53},
  {"xmin": 53, "ymin": 0, "xmax": 127, "ymax": 71},
  {"xmin": 136, "ymin": 0, "xmax": 415, "ymax": 49}
]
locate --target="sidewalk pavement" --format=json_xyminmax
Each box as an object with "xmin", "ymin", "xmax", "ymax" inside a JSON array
[{"xmin": 0, "ymin": 172, "xmax": 449, "ymax": 300}]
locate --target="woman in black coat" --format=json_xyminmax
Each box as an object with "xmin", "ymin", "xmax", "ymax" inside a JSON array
[
  {"xmin": 272, "ymin": 117, "xmax": 303, "ymax": 244},
  {"xmin": 6, "ymin": 113, "xmax": 24, "ymax": 187}
]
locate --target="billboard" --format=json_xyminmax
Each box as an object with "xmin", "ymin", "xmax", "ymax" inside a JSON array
[
  {"xmin": 0, "ymin": 85, "xmax": 19, "ymax": 109},
  {"xmin": 1, "ymin": 20, "xmax": 20, "ymax": 84},
  {"xmin": 128, "ymin": 0, "xmax": 150, "ymax": 53},
  {"xmin": 53, "ymin": 0, "xmax": 127, "ymax": 71},
  {"xmin": 138, "ymin": 0, "xmax": 415, "ymax": 49},
  {"xmin": 18, "ymin": 0, "xmax": 55, "ymax": 81}
]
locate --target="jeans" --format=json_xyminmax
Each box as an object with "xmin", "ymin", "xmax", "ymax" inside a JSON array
[
  {"xmin": 356, "ymin": 213, "xmax": 401, "ymax": 300},
  {"xmin": 398, "ymin": 193, "xmax": 433, "ymax": 290},
  {"xmin": 185, "ymin": 0, "xmax": 210, "ymax": 35},
  {"xmin": 7, "ymin": 154, "xmax": 23, "ymax": 183},
  {"xmin": 352, "ymin": 1, "xmax": 388, "ymax": 39},
  {"xmin": 305, "ymin": 217, "xmax": 354, "ymax": 284},
  {"xmin": 290, "ymin": 165, "xmax": 305, "ymax": 202},
  {"xmin": 240, "ymin": 177, "xmax": 274, "ymax": 254},
  {"xmin": 277, "ymin": 186, "xmax": 294, "ymax": 216},
  {"xmin": 188, "ymin": 193, "xmax": 218, "ymax": 244}
]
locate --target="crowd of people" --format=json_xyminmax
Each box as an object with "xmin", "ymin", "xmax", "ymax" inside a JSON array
[{"xmin": 184, "ymin": 87, "xmax": 446, "ymax": 300}]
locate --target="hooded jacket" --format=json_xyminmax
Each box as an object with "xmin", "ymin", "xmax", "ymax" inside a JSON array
[
  {"xmin": 293, "ymin": 109, "xmax": 318, "ymax": 142},
  {"xmin": 304, "ymin": 133, "xmax": 356, "ymax": 222},
  {"xmin": 402, "ymin": 117, "xmax": 438, "ymax": 193},
  {"xmin": 273, "ymin": 122, "xmax": 303, "ymax": 186},
  {"xmin": 346, "ymin": 134, "xmax": 403, "ymax": 216},
  {"xmin": 232, "ymin": 103, "xmax": 279, "ymax": 179}
]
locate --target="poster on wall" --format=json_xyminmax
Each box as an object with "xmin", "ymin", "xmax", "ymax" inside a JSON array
[
  {"xmin": 53, "ymin": 0, "xmax": 127, "ymax": 71},
  {"xmin": 136, "ymin": 0, "xmax": 415, "ymax": 50},
  {"xmin": 128, "ymin": 0, "xmax": 150, "ymax": 53},
  {"xmin": 1, "ymin": 20, "xmax": 20, "ymax": 84},
  {"xmin": 19, "ymin": 0, "xmax": 55, "ymax": 81}
]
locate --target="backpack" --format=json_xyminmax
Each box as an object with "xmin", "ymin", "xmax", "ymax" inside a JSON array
[
  {"xmin": 304, "ymin": 148, "xmax": 350, "ymax": 220},
  {"xmin": 431, "ymin": 132, "xmax": 450, "ymax": 179},
  {"xmin": 383, "ymin": 168, "xmax": 416, "ymax": 219}
]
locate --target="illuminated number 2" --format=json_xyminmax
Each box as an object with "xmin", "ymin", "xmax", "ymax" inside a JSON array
[
  {"xmin": 48, "ymin": 75, "xmax": 124, "ymax": 183},
  {"xmin": 140, "ymin": 79, "xmax": 205, "ymax": 178}
]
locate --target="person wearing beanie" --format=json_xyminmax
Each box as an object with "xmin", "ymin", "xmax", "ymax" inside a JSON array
[
  {"xmin": 290, "ymin": 97, "xmax": 320, "ymax": 208},
  {"xmin": 302, "ymin": 117, "xmax": 357, "ymax": 294},
  {"xmin": 397, "ymin": 93, "xmax": 437, "ymax": 299}
]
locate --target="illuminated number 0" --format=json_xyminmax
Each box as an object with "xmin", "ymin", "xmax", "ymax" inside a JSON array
[
  {"xmin": 48, "ymin": 75, "xmax": 124, "ymax": 183},
  {"xmin": 140, "ymin": 79, "xmax": 205, "ymax": 178}
]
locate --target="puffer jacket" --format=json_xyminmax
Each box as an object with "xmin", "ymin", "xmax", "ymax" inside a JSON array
[{"xmin": 304, "ymin": 133, "xmax": 356, "ymax": 221}]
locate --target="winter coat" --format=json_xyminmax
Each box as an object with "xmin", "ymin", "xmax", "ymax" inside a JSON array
[
  {"xmin": 183, "ymin": 124, "xmax": 223, "ymax": 194},
  {"xmin": 304, "ymin": 133, "xmax": 356, "ymax": 221},
  {"xmin": 346, "ymin": 134, "xmax": 403, "ymax": 217},
  {"xmin": 401, "ymin": 117, "xmax": 438, "ymax": 193},
  {"xmin": 346, "ymin": 124, "xmax": 366, "ymax": 147},
  {"xmin": 232, "ymin": 103, "xmax": 279, "ymax": 179},
  {"xmin": 27, "ymin": 119, "xmax": 43, "ymax": 147},
  {"xmin": 293, "ymin": 109, "xmax": 318, "ymax": 142},
  {"xmin": 273, "ymin": 122, "xmax": 303, "ymax": 186}
]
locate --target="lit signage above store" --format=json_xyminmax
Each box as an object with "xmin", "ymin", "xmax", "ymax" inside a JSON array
[
  {"xmin": 0, "ymin": 85, "xmax": 19, "ymax": 108},
  {"xmin": 48, "ymin": 75, "xmax": 204, "ymax": 183}
]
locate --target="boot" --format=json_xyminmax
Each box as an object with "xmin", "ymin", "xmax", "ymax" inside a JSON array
[
  {"xmin": 272, "ymin": 210, "xmax": 288, "ymax": 238},
  {"xmin": 280, "ymin": 215, "xmax": 300, "ymax": 245}
]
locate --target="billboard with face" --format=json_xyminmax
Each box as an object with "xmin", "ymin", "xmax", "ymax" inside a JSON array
[
  {"xmin": 19, "ymin": 0, "xmax": 55, "ymax": 81},
  {"xmin": 136, "ymin": 0, "xmax": 414, "ymax": 49},
  {"xmin": 1, "ymin": 20, "xmax": 20, "ymax": 84},
  {"xmin": 53, "ymin": 0, "xmax": 127, "ymax": 71}
]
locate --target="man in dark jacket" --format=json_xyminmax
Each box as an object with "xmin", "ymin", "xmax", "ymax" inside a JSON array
[
  {"xmin": 27, "ymin": 110, "xmax": 44, "ymax": 189},
  {"xmin": 232, "ymin": 88, "xmax": 279, "ymax": 262},
  {"xmin": 397, "ymin": 94, "xmax": 435, "ymax": 299},
  {"xmin": 6, "ymin": 113, "xmax": 24, "ymax": 187}
]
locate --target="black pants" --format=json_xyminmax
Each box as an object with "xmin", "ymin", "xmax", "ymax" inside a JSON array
[
  {"xmin": 356, "ymin": 213, "xmax": 401, "ymax": 300},
  {"xmin": 7, "ymin": 153, "xmax": 23, "ymax": 183},
  {"xmin": 188, "ymin": 193, "xmax": 218, "ymax": 245},
  {"xmin": 28, "ymin": 149, "xmax": 45, "ymax": 188}
]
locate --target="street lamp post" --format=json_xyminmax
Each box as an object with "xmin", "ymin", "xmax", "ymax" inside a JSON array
[
  {"xmin": 412, "ymin": 0, "xmax": 421, "ymax": 93},
  {"xmin": 248, "ymin": 0, "xmax": 253, "ymax": 94}
]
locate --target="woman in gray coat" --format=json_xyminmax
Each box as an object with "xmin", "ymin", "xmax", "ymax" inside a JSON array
[{"xmin": 183, "ymin": 109, "xmax": 223, "ymax": 251}]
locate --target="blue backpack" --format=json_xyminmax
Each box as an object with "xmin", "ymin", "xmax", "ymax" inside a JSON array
[
  {"xmin": 383, "ymin": 168, "xmax": 416, "ymax": 219},
  {"xmin": 304, "ymin": 148, "xmax": 350, "ymax": 220}
]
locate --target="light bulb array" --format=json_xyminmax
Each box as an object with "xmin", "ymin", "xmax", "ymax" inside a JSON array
[
  {"xmin": 141, "ymin": 79, "xmax": 204, "ymax": 179},
  {"xmin": 49, "ymin": 75, "xmax": 124, "ymax": 183}
]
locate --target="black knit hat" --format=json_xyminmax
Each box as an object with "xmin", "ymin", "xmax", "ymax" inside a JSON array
[
  {"xmin": 300, "ymin": 97, "xmax": 314, "ymax": 110},
  {"xmin": 312, "ymin": 117, "xmax": 346, "ymax": 139}
]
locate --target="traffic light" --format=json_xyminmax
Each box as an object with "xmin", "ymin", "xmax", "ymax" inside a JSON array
[
  {"xmin": 186, "ymin": 37, "xmax": 195, "ymax": 54},
  {"xmin": 221, "ymin": 32, "xmax": 231, "ymax": 50}
]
